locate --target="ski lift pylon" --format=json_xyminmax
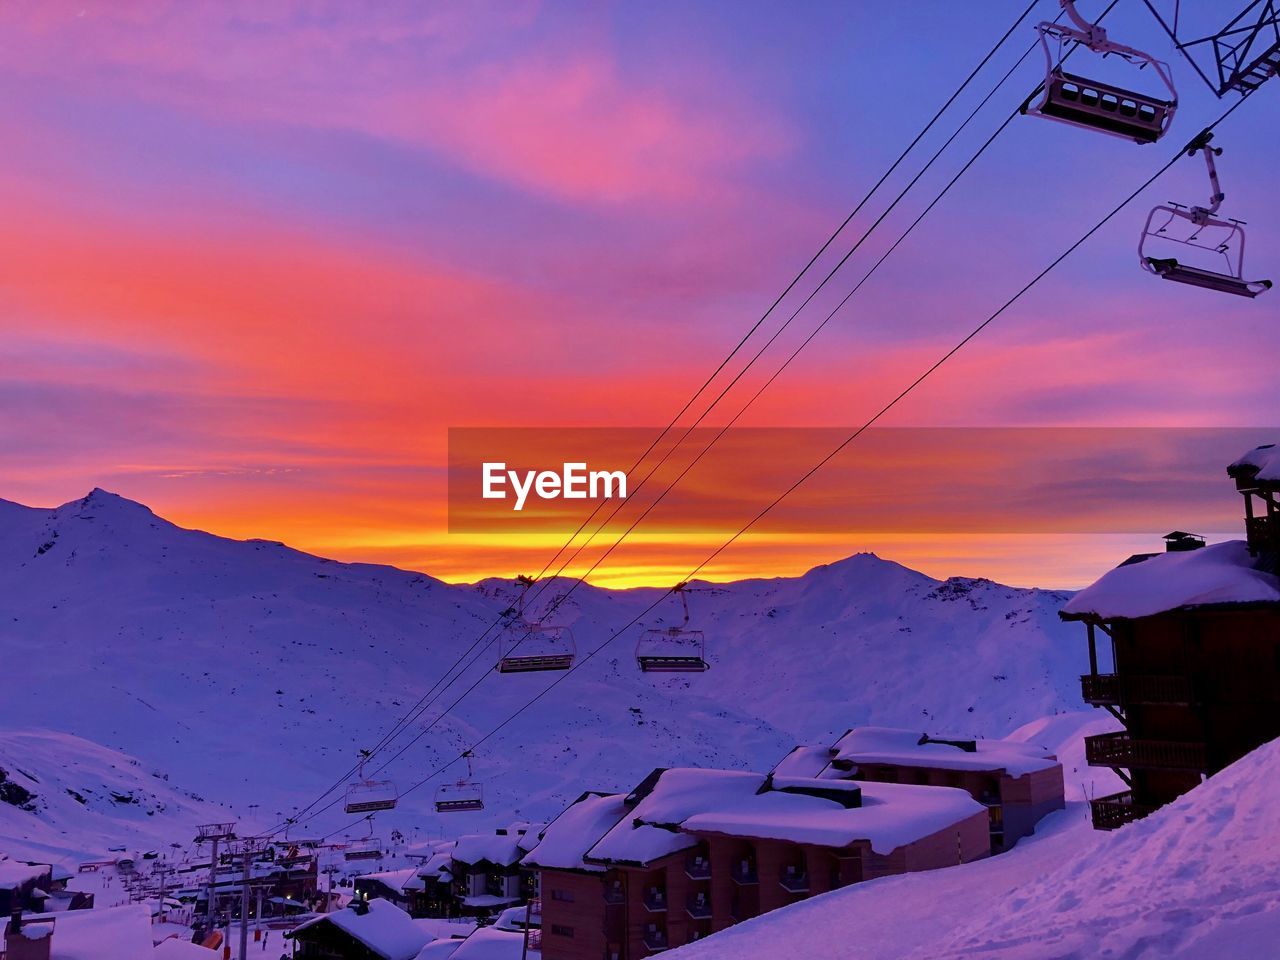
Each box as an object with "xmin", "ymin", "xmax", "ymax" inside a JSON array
[
  {"xmin": 344, "ymin": 750, "xmax": 399, "ymax": 815},
  {"xmin": 435, "ymin": 751, "xmax": 485, "ymax": 813},
  {"xmin": 636, "ymin": 581, "xmax": 709, "ymax": 673},
  {"xmin": 1022, "ymin": 0, "xmax": 1177, "ymax": 144},
  {"xmin": 1139, "ymin": 132, "xmax": 1272, "ymax": 298},
  {"xmin": 496, "ymin": 577, "xmax": 576, "ymax": 673}
]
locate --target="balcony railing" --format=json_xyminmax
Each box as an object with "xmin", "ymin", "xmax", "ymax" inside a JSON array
[
  {"xmin": 642, "ymin": 889, "xmax": 667, "ymax": 912},
  {"xmin": 730, "ymin": 862, "xmax": 758, "ymax": 885},
  {"xmin": 685, "ymin": 894, "xmax": 711, "ymax": 920},
  {"xmin": 684, "ymin": 855, "xmax": 711, "ymax": 880},
  {"xmin": 1247, "ymin": 513, "xmax": 1279, "ymax": 552},
  {"xmin": 1089, "ymin": 790, "xmax": 1159, "ymax": 830},
  {"xmin": 642, "ymin": 927, "xmax": 669, "ymax": 952},
  {"xmin": 1084, "ymin": 732, "xmax": 1207, "ymax": 772},
  {"xmin": 1080, "ymin": 673, "xmax": 1196, "ymax": 706},
  {"xmin": 779, "ymin": 868, "xmax": 809, "ymax": 894}
]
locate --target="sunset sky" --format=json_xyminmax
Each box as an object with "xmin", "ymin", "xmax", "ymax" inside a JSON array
[{"xmin": 1, "ymin": 1, "xmax": 1277, "ymax": 588}]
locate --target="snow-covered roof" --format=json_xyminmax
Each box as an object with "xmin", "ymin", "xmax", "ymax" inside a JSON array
[
  {"xmin": 770, "ymin": 745, "xmax": 834, "ymax": 779},
  {"xmin": 357, "ymin": 867, "xmax": 420, "ymax": 895},
  {"xmin": 1228, "ymin": 443, "xmax": 1280, "ymax": 485},
  {"xmin": 418, "ymin": 925, "xmax": 532, "ymax": 960},
  {"xmin": 587, "ymin": 769, "xmax": 762, "ymax": 866},
  {"xmin": 830, "ymin": 727, "xmax": 1060, "ymax": 777},
  {"xmin": 522, "ymin": 792, "xmax": 628, "ymax": 873},
  {"xmin": 583, "ymin": 767, "xmax": 983, "ymax": 862},
  {"xmin": 0, "ymin": 858, "xmax": 50, "ymax": 889},
  {"xmin": 681, "ymin": 779, "xmax": 984, "ymax": 856},
  {"xmin": 19, "ymin": 905, "xmax": 154, "ymax": 960},
  {"xmin": 1062, "ymin": 540, "xmax": 1280, "ymax": 621},
  {"xmin": 451, "ymin": 832, "xmax": 524, "ymax": 867},
  {"xmin": 416, "ymin": 942, "xmax": 462, "ymax": 960},
  {"xmin": 289, "ymin": 899, "xmax": 430, "ymax": 960},
  {"xmin": 461, "ymin": 893, "xmax": 521, "ymax": 907}
]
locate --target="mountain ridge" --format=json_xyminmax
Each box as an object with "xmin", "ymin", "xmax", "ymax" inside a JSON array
[{"xmin": 0, "ymin": 488, "xmax": 1089, "ymax": 848}]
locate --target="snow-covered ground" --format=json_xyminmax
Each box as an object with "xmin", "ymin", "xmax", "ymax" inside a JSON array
[
  {"xmin": 0, "ymin": 489, "xmax": 1090, "ymax": 844},
  {"xmin": 673, "ymin": 737, "xmax": 1280, "ymax": 960}
]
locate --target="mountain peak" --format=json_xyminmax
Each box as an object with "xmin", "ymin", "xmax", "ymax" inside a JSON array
[{"xmin": 61, "ymin": 488, "xmax": 159, "ymax": 520}]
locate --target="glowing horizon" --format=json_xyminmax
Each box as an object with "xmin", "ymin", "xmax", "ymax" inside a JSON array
[{"xmin": 2, "ymin": 3, "xmax": 1277, "ymax": 592}]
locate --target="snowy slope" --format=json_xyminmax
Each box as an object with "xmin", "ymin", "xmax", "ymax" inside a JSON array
[
  {"xmin": 0, "ymin": 489, "xmax": 1086, "ymax": 844},
  {"xmin": 0, "ymin": 729, "xmax": 237, "ymax": 865},
  {"xmin": 675, "ymin": 735, "xmax": 1280, "ymax": 960}
]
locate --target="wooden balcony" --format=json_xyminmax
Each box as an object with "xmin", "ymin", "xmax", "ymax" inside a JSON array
[
  {"xmin": 1085, "ymin": 731, "xmax": 1207, "ymax": 772},
  {"xmin": 1079, "ymin": 673, "xmax": 1196, "ymax": 706},
  {"xmin": 1089, "ymin": 790, "xmax": 1159, "ymax": 830},
  {"xmin": 1246, "ymin": 514, "xmax": 1279, "ymax": 553},
  {"xmin": 685, "ymin": 894, "xmax": 712, "ymax": 920},
  {"xmin": 642, "ymin": 888, "xmax": 667, "ymax": 913},
  {"xmin": 684, "ymin": 854, "xmax": 711, "ymax": 880}
]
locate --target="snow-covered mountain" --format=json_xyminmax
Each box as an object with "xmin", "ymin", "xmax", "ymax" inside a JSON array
[
  {"xmin": 0, "ymin": 489, "xmax": 1090, "ymax": 846},
  {"xmin": 0, "ymin": 729, "xmax": 237, "ymax": 865},
  {"xmin": 675, "ymin": 734, "xmax": 1280, "ymax": 960}
]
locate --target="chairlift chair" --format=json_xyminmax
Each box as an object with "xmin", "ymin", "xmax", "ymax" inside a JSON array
[
  {"xmin": 636, "ymin": 582, "xmax": 709, "ymax": 673},
  {"xmin": 498, "ymin": 621, "xmax": 576, "ymax": 673},
  {"xmin": 496, "ymin": 577, "xmax": 576, "ymax": 673},
  {"xmin": 344, "ymin": 751, "xmax": 399, "ymax": 814},
  {"xmin": 434, "ymin": 752, "xmax": 485, "ymax": 813},
  {"xmin": 1022, "ymin": 0, "xmax": 1177, "ymax": 143},
  {"xmin": 1139, "ymin": 133, "xmax": 1272, "ymax": 298},
  {"xmin": 343, "ymin": 839, "xmax": 383, "ymax": 862}
]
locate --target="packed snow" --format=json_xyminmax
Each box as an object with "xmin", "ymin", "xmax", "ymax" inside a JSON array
[
  {"xmin": 1061, "ymin": 540, "xmax": 1280, "ymax": 620},
  {"xmin": 829, "ymin": 726, "xmax": 1061, "ymax": 777},
  {"xmin": 682, "ymin": 779, "xmax": 983, "ymax": 855},
  {"xmin": 522, "ymin": 792, "xmax": 627, "ymax": 872},
  {"xmin": 290, "ymin": 898, "xmax": 430, "ymax": 958},
  {"xmin": 1228, "ymin": 442, "xmax": 1280, "ymax": 483}
]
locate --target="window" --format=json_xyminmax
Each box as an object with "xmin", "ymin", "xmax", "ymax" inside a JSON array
[
  {"xmin": 550, "ymin": 889, "xmax": 574, "ymax": 902},
  {"xmin": 551, "ymin": 924, "xmax": 575, "ymax": 938}
]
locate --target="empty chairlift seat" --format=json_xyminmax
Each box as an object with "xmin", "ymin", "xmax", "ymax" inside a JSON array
[
  {"xmin": 435, "ymin": 779, "xmax": 484, "ymax": 813},
  {"xmin": 636, "ymin": 627, "xmax": 708, "ymax": 673},
  {"xmin": 344, "ymin": 839, "xmax": 383, "ymax": 862},
  {"xmin": 1022, "ymin": 1, "xmax": 1177, "ymax": 144},
  {"xmin": 498, "ymin": 622, "xmax": 576, "ymax": 673},
  {"xmin": 1029, "ymin": 69, "xmax": 1173, "ymax": 144},
  {"xmin": 1139, "ymin": 134, "xmax": 1271, "ymax": 298},
  {"xmin": 344, "ymin": 779, "xmax": 398, "ymax": 815}
]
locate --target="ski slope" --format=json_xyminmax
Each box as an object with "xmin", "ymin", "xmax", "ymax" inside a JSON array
[{"xmin": 0, "ymin": 489, "xmax": 1089, "ymax": 843}]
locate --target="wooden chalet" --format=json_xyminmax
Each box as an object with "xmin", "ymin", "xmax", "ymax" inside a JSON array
[{"xmin": 1061, "ymin": 444, "xmax": 1280, "ymax": 829}]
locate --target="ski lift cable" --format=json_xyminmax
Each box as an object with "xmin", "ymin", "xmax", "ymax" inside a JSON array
[
  {"xmin": 283, "ymin": 3, "xmax": 1111, "ymax": 835},
  {"xmin": 325, "ymin": 90, "xmax": 1257, "ymax": 832},
  {"xmin": 260, "ymin": 1, "xmax": 1049, "ymax": 839},
  {"xmin": 506, "ymin": 5, "xmax": 1073, "ymax": 626},
  {"xmin": 397, "ymin": 0, "xmax": 1101, "ymax": 697}
]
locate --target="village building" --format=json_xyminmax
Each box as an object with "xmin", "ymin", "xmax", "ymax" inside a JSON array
[
  {"xmin": 355, "ymin": 867, "xmax": 420, "ymax": 912},
  {"xmin": 4, "ymin": 903, "xmax": 153, "ymax": 960},
  {"xmin": 773, "ymin": 726, "xmax": 1065, "ymax": 851},
  {"xmin": 1061, "ymin": 443, "xmax": 1280, "ymax": 829},
  {"xmin": 528, "ymin": 768, "xmax": 988, "ymax": 959},
  {"xmin": 0, "ymin": 860, "xmax": 54, "ymax": 917},
  {"xmin": 287, "ymin": 898, "xmax": 433, "ymax": 960}
]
